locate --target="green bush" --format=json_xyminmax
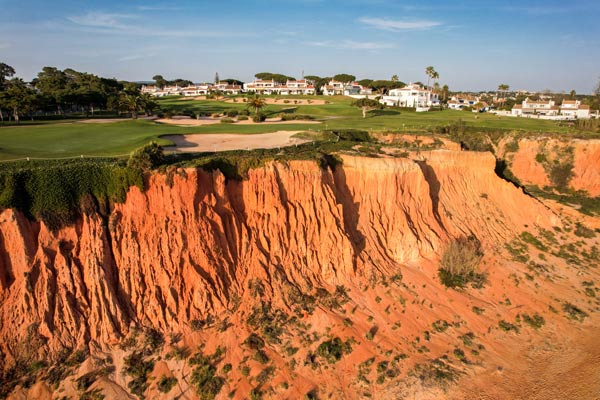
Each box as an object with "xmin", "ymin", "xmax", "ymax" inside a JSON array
[
  {"xmin": 0, "ymin": 159, "xmax": 144, "ymax": 230},
  {"xmin": 498, "ymin": 320, "xmax": 519, "ymax": 333},
  {"xmin": 157, "ymin": 376, "xmax": 177, "ymax": 393},
  {"xmin": 316, "ymin": 337, "xmax": 349, "ymax": 363},
  {"xmin": 252, "ymin": 113, "xmax": 266, "ymax": 123},
  {"xmin": 438, "ymin": 237, "xmax": 486, "ymax": 289},
  {"xmin": 549, "ymin": 161, "xmax": 574, "ymax": 190},
  {"xmin": 226, "ymin": 110, "xmax": 239, "ymax": 118},
  {"xmin": 521, "ymin": 313, "xmax": 545, "ymax": 329},
  {"xmin": 237, "ymin": 115, "xmax": 249, "ymax": 121},
  {"xmin": 188, "ymin": 353, "xmax": 225, "ymax": 400},
  {"xmin": 574, "ymin": 223, "xmax": 596, "ymax": 238},
  {"xmin": 220, "ymin": 117, "xmax": 234, "ymax": 124},
  {"xmin": 127, "ymin": 141, "xmax": 165, "ymax": 170},
  {"xmin": 563, "ymin": 302, "xmax": 588, "ymax": 322}
]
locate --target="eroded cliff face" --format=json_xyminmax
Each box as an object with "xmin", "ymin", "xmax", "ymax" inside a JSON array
[
  {"xmin": 500, "ymin": 137, "xmax": 600, "ymax": 196},
  {"xmin": 0, "ymin": 150, "xmax": 559, "ymax": 366}
]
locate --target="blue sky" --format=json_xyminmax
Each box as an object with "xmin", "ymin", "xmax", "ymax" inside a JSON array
[{"xmin": 1, "ymin": 0, "xmax": 599, "ymax": 92}]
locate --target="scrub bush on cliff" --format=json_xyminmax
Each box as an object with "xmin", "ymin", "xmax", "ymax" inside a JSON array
[
  {"xmin": 438, "ymin": 237, "xmax": 486, "ymax": 289},
  {"xmin": 127, "ymin": 141, "xmax": 165, "ymax": 170}
]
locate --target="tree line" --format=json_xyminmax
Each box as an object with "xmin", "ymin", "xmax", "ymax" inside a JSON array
[{"xmin": 0, "ymin": 63, "xmax": 158, "ymax": 124}]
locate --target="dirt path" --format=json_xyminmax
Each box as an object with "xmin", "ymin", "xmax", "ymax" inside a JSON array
[{"xmin": 163, "ymin": 131, "xmax": 309, "ymax": 152}]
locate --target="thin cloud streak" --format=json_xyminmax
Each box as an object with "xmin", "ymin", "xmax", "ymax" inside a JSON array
[
  {"xmin": 359, "ymin": 17, "xmax": 441, "ymax": 31},
  {"xmin": 67, "ymin": 12, "xmax": 138, "ymax": 29},
  {"xmin": 66, "ymin": 11, "xmax": 250, "ymax": 38},
  {"xmin": 306, "ymin": 40, "xmax": 393, "ymax": 50}
]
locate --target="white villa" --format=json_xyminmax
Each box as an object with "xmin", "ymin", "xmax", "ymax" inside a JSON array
[
  {"xmin": 141, "ymin": 85, "xmax": 183, "ymax": 97},
  {"xmin": 243, "ymin": 79, "xmax": 315, "ymax": 95},
  {"xmin": 181, "ymin": 84, "xmax": 212, "ymax": 96},
  {"xmin": 511, "ymin": 98, "xmax": 591, "ymax": 119},
  {"xmin": 321, "ymin": 80, "xmax": 345, "ymax": 96},
  {"xmin": 212, "ymin": 82, "xmax": 243, "ymax": 95},
  {"xmin": 321, "ymin": 80, "xmax": 371, "ymax": 96},
  {"xmin": 141, "ymin": 82, "xmax": 242, "ymax": 97},
  {"xmin": 559, "ymin": 100, "xmax": 591, "ymax": 119},
  {"xmin": 447, "ymin": 95, "xmax": 480, "ymax": 110},
  {"xmin": 380, "ymin": 84, "xmax": 439, "ymax": 110},
  {"xmin": 511, "ymin": 98, "xmax": 560, "ymax": 116}
]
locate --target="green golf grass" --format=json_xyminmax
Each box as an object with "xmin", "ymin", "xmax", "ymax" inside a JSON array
[{"xmin": 0, "ymin": 95, "xmax": 582, "ymax": 160}]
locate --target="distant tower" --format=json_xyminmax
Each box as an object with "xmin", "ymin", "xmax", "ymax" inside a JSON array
[
  {"xmin": 302, "ymin": 70, "xmax": 304, "ymax": 79},
  {"xmin": 214, "ymin": 72, "xmax": 219, "ymax": 84}
]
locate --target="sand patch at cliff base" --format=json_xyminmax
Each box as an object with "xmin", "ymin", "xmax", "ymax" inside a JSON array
[{"xmin": 163, "ymin": 131, "xmax": 309, "ymax": 152}]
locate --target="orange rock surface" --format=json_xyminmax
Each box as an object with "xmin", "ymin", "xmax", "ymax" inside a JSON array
[
  {"xmin": 1, "ymin": 150, "xmax": 598, "ymax": 399},
  {"xmin": 502, "ymin": 137, "xmax": 600, "ymax": 196}
]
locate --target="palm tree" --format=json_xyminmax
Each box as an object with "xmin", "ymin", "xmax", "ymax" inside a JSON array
[
  {"xmin": 140, "ymin": 93, "xmax": 158, "ymax": 116},
  {"xmin": 246, "ymin": 94, "xmax": 266, "ymax": 116},
  {"xmin": 425, "ymin": 66, "xmax": 435, "ymax": 90},
  {"xmin": 391, "ymin": 74, "xmax": 399, "ymax": 82},
  {"xmin": 497, "ymin": 84, "xmax": 509, "ymax": 109},
  {"xmin": 432, "ymin": 71, "xmax": 440, "ymax": 90},
  {"xmin": 425, "ymin": 66, "xmax": 437, "ymax": 106},
  {"xmin": 119, "ymin": 92, "xmax": 144, "ymax": 119}
]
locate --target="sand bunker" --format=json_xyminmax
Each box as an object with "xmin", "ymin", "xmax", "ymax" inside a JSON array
[
  {"xmin": 163, "ymin": 131, "xmax": 310, "ymax": 152},
  {"xmin": 156, "ymin": 117, "xmax": 320, "ymax": 126}
]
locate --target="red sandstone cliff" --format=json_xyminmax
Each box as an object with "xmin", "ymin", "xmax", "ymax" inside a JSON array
[
  {"xmin": 2, "ymin": 150, "xmax": 598, "ymax": 399},
  {"xmin": 499, "ymin": 137, "xmax": 600, "ymax": 196}
]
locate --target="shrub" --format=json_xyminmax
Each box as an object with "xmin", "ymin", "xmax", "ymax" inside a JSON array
[
  {"xmin": 157, "ymin": 376, "xmax": 177, "ymax": 393},
  {"xmin": 256, "ymin": 366, "xmax": 275, "ymax": 385},
  {"xmin": 410, "ymin": 357, "xmax": 462, "ymax": 388},
  {"xmin": 280, "ymin": 114, "xmax": 314, "ymax": 121},
  {"xmin": 123, "ymin": 350, "xmax": 155, "ymax": 397},
  {"xmin": 316, "ymin": 337, "xmax": 349, "ymax": 363},
  {"xmin": 438, "ymin": 237, "xmax": 486, "ymax": 289},
  {"xmin": 237, "ymin": 115, "xmax": 249, "ymax": 121},
  {"xmin": 522, "ymin": 313, "xmax": 545, "ymax": 329},
  {"xmin": 188, "ymin": 353, "xmax": 225, "ymax": 400},
  {"xmin": 226, "ymin": 109, "xmax": 239, "ymax": 118},
  {"xmin": 220, "ymin": 117, "xmax": 234, "ymax": 124},
  {"xmin": 549, "ymin": 161, "xmax": 574, "ymax": 190},
  {"xmin": 498, "ymin": 320, "xmax": 519, "ymax": 333},
  {"xmin": 252, "ymin": 113, "xmax": 266, "ymax": 123},
  {"xmin": 563, "ymin": 302, "xmax": 588, "ymax": 322},
  {"xmin": 244, "ymin": 333, "xmax": 265, "ymax": 350},
  {"xmin": 431, "ymin": 320, "xmax": 450, "ymax": 333},
  {"xmin": 128, "ymin": 141, "xmax": 165, "ymax": 171},
  {"xmin": 574, "ymin": 223, "xmax": 596, "ymax": 238},
  {"xmin": 253, "ymin": 350, "xmax": 269, "ymax": 364}
]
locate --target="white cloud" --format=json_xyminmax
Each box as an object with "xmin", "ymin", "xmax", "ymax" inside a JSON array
[
  {"xmin": 0, "ymin": 42, "xmax": 10, "ymax": 49},
  {"xmin": 307, "ymin": 40, "xmax": 393, "ymax": 50},
  {"xmin": 67, "ymin": 12, "xmax": 137, "ymax": 29},
  {"xmin": 359, "ymin": 17, "xmax": 441, "ymax": 31},
  {"xmin": 118, "ymin": 53, "xmax": 155, "ymax": 62},
  {"xmin": 66, "ymin": 11, "xmax": 247, "ymax": 38}
]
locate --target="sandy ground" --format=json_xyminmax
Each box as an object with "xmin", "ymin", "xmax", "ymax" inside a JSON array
[
  {"xmin": 78, "ymin": 117, "xmax": 157, "ymax": 123},
  {"xmin": 225, "ymin": 98, "xmax": 327, "ymax": 105},
  {"xmin": 156, "ymin": 117, "xmax": 321, "ymax": 126},
  {"xmin": 163, "ymin": 131, "xmax": 309, "ymax": 152}
]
